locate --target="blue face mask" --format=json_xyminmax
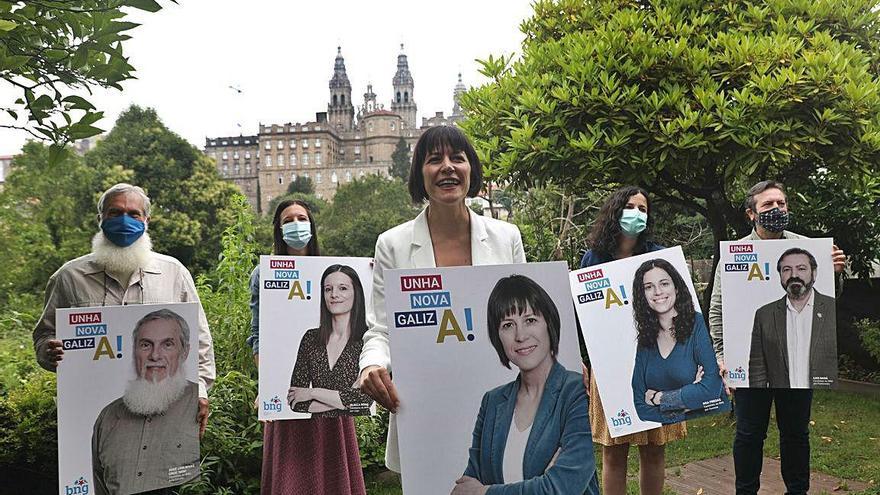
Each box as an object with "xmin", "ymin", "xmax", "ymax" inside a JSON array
[
  {"xmin": 101, "ymin": 214, "xmax": 146, "ymax": 247},
  {"xmin": 282, "ymin": 221, "xmax": 312, "ymax": 250},
  {"xmin": 619, "ymin": 208, "xmax": 648, "ymax": 237}
]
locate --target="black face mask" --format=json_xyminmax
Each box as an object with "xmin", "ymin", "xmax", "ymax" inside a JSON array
[{"xmin": 756, "ymin": 207, "xmax": 790, "ymax": 233}]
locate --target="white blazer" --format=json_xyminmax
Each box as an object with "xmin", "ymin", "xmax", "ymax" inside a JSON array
[{"xmin": 360, "ymin": 206, "xmax": 527, "ymax": 472}]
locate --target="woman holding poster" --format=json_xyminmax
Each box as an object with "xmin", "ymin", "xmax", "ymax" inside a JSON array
[
  {"xmin": 455, "ymin": 275, "xmax": 599, "ymax": 494},
  {"xmin": 247, "ymin": 200, "xmax": 366, "ymax": 495},
  {"xmin": 287, "ymin": 264, "xmax": 372, "ymax": 416},
  {"xmin": 358, "ymin": 125, "xmax": 526, "ymax": 472},
  {"xmin": 630, "ymin": 259, "xmax": 725, "ymax": 424},
  {"xmin": 579, "ymin": 186, "xmax": 681, "ymax": 495}
]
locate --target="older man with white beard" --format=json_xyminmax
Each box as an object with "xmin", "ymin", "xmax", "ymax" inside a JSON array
[
  {"xmin": 92, "ymin": 309, "xmax": 200, "ymax": 495},
  {"xmin": 32, "ymin": 183, "xmax": 215, "ymax": 438}
]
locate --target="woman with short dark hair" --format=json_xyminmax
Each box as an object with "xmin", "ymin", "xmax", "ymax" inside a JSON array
[
  {"xmin": 246, "ymin": 200, "xmax": 366, "ymax": 495},
  {"xmin": 458, "ymin": 275, "xmax": 599, "ymax": 494},
  {"xmin": 358, "ymin": 125, "xmax": 526, "ymax": 473}
]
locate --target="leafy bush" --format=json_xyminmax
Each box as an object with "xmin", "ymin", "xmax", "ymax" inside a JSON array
[
  {"xmin": 855, "ymin": 318, "xmax": 880, "ymax": 363},
  {"xmin": 356, "ymin": 408, "xmax": 390, "ymax": 470}
]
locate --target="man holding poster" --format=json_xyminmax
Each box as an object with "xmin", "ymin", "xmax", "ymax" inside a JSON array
[
  {"xmin": 708, "ymin": 180, "xmax": 846, "ymax": 495},
  {"xmin": 92, "ymin": 309, "xmax": 199, "ymax": 494}
]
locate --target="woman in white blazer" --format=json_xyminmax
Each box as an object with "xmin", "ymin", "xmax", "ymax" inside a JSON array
[{"xmin": 358, "ymin": 125, "xmax": 526, "ymax": 472}]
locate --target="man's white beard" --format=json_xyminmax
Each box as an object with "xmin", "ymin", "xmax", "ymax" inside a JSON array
[
  {"xmin": 123, "ymin": 370, "xmax": 187, "ymax": 416},
  {"xmin": 91, "ymin": 231, "xmax": 153, "ymax": 275}
]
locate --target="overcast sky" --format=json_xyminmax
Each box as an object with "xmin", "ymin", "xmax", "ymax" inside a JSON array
[{"xmin": 0, "ymin": 0, "xmax": 535, "ymax": 156}]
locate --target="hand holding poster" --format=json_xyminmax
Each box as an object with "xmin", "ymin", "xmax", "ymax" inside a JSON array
[
  {"xmin": 719, "ymin": 238, "xmax": 837, "ymax": 389},
  {"xmin": 571, "ymin": 247, "xmax": 729, "ymax": 438},
  {"xmin": 258, "ymin": 255, "xmax": 375, "ymax": 420},
  {"xmin": 387, "ymin": 262, "xmax": 594, "ymax": 495},
  {"xmin": 56, "ymin": 303, "xmax": 200, "ymax": 495}
]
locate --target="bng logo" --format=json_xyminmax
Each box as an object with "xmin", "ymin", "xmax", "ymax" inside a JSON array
[
  {"xmin": 611, "ymin": 409, "xmax": 632, "ymax": 427},
  {"xmin": 263, "ymin": 396, "xmax": 282, "ymax": 413},
  {"xmin": 728, "ymin": 366, "xmax": 746, "ymax": 381},
  {"xmin": 65, "ymin": 477, "xmax": 89, "ymax": 494}
]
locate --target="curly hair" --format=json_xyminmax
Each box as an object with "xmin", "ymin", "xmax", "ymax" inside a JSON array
[
  {"xmin": 631, "ymin": 258, "xmax": 695, "ymax": 348},
  {"xmin": 587, "ymin": 186, "xmax": 654, "ymax": 259}
]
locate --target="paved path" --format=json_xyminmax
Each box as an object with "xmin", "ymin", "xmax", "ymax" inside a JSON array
[{"xmin": 664, "ymin": 455, "xmax": 871, "ymax": 494}]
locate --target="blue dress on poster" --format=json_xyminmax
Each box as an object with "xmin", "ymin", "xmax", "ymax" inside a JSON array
[{"xmin": 630, "ymin": 315, "xmax": 730, "ymax": 424}]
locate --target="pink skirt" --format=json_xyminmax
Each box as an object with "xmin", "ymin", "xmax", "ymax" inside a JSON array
[{"xmin": 261, "ymin": 417, "xmax": 366, "ymax": 495}]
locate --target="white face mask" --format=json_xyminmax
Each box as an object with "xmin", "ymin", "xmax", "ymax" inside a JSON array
[
  {"xmin": 282, "ymin": 221, "xmax": 312, "ymax": 249},
  {"xmin": 619, "ymin": 209, "xmax": 648, "ymax": 237}
]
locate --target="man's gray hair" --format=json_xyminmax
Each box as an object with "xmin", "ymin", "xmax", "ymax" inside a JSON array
[
  {"xmin": 744, "ymin": 180, "xmax": 786, "ymax": 212},
  {"xmin": 97, "ymin": 183, "xmax": 151, "ymax": 217},
  {"xmin": 132, "ymin": 309, "xmax": 191, "ymax": 353}
]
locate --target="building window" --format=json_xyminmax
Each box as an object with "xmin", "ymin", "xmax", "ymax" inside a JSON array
[
  {"xmin": 345, "ymin": 171, "xmax": 352, "ymax": 182},
  {"xmin": 316, "ymin": 172, "xmax": 322, "ymax": 183},
  {"xmin": 368, "ymin": 122, "xmax": 373, "ymax": 132},
  {"xmin": 315, "ymin": 125, "xmax": 321, "ymax": 131},
  {"xmin": 315, "ymin": 153, "xmax": 322, "ymax": 165},
  {"xmin": 390, "ymin": 122, "xmax": 395, "ymax": 131},
  {"xmin": 369, "ymin": 156, "xmax": 373, "ymax": 163},
  {"xmin": 331, "ymin": 171, "xmax": 338, "ymax": 183},
  {"xmin": 277, "ymin": 140, "xmax": 284, "ymax": 150},
  {"xmin": 222, "ymin": 164, "xmax": 228, "ymax": 175},
  {"xmin": 245, "ymin": 163, "xmax": 252, "ymax": 173},
  {"xmin": 302, "ymin": 139, "xmax": 309, "ymax": 149},
  {"xmin": 245, "ymin": 151, "xmax": 251, "ymax": 159},
  {"xmin": 291, "ymin": 173, "xmax": 297, "ymax": 182},
  {"xmin": 222, "ymin": 151, "xmax": 228, "ymax": 160},
  {"xmin": 290, "ymin": 139, "xmax": 296, "ymax": 148},
  {"xmin": 278, "ymin": 154, "xmax": 284, "ymax": 166},
  {"xmin": 266, "ymin": 155, "xmax": 272, "ymax": 167},
  {"xmin": 304, "ymin": 172, "xmax": 309, "ymax": 180},
  {"xmin": 359, "ymin": 170, "xmax": 365, "ymax": 178},
  {"xmin": 222, "ymin": 140, "xmax": 228, "ymax": 145},
  {"xmin": 278, "ymin": 174, "xmax": 283, "ymax": 184},
  {"xmin": 234, "ymin": 164, "xmax": 240, "ymax": 174},
  {"xmin": 354, "ymin": 145, "xmax": 360, "ymax": 155},
  {"xmin": 290, "ymin": 153, "xmax": 297, "ymax": 166},
  {"xmin": 233, "ymin": 151, "xmax": 239, "ymax": 159},
  {"xmin": 303, "ymin": 154, "xmax": 309, "ymax": 166},
  {"xmin": 264, "ymin": 140, "xmax": 271, "ymax": 150},
  {"xmin": 315, "ymin": 138, "xmax": 321, "ymax": 148}
]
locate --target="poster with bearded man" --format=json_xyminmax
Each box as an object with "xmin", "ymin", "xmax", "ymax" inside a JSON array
[
  {"xmin": 56, "ymin": 303, "xmax": 200, "ymax": 495},
  {"xmin": 720, "ymin": 238, "xmax": 837, "ymax": 389}
]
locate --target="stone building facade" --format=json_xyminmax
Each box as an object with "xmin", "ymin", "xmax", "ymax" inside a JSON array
[{"xmin": 205, "ymin": 45, "xmax": 464, "ymax": 213}]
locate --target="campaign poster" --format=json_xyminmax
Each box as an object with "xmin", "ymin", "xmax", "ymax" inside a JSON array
[
  {"xmin": 258, "ymin": 255, "xmax": 375, "ymax": 420},
  {"xmin": 720, "ymin": 238, "xmax": 836, "ymax": 389},
  {"xmin": 571, "ymin": 246, "xmax": 730, "ymax": 438},
  {"xmin": 56, "ymin": 302, "xmax": 201, "ymax": 495},
  {"xmin": 388, "ymin": 262, "xmax": 585, "ymax": 495}
]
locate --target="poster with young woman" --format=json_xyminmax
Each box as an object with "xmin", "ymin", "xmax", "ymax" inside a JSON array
[
  {"xmin": 387, "ymin": 262, "xmax": 597, "ymax": 495},
  {"xmin": 257, "ymin": 255, "xmax": 375, "ymax": 420},
  {"xmin": 720, "ymin": 238, "xmax": 837, "ymax": 389},
  {"xmin": 56, "ymin": 303, "xmax": 201, "ymax": 495},
  {"xmin": 570, "ymin": 246, "xmax": 730, "ymax": 438}
]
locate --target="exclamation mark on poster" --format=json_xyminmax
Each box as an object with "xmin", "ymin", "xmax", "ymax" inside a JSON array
[
  {"xmin": 464, "ymin": 308, "xmax": 474, "ymax": 341},
  {"xmin": 306, "ymin": 280, "xmax": 312, "ymax": 300},
  {"xmin": 764, "ymin": 262, "xmax": 770, "ymax": 280},
  {"xmin": 116, "ymin": 335, "xmax": 123, "ymax": 359},
  {"xmin": 619, "ymin": 285, "xmax": 629, "ymax": 305}
]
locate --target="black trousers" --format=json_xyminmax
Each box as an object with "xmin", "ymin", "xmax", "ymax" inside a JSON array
[{"xmin": 733, "ymin": 388, "xmax": 813, "ymax": 495}]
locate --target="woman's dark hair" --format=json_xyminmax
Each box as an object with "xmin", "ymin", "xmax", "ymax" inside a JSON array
[
  {"xmin": 272, "ymin": 199, "xmax": 320, "ymax": 256},
  {"xmin": 317, "ymin": 264, "xmax": 368, "ymax": 346},
  {"xmin": 587, "ymin": 186, "xmax": 654, "ymax": 258},
  {"xmin": 407, "ymin": 125, "xmax": 483, "ymax": 203},
  {"xmin": 486, "ymin": 274, "xmax": 560, "ymax": 369},
  {"xmin": 631, "ymin": 258, "xmax": 695, "ymax": 348}
]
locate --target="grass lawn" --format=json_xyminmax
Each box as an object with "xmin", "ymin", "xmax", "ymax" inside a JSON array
[{"xmin": 365, "ymin": 390, "xmax": 880, "ymax": 494}]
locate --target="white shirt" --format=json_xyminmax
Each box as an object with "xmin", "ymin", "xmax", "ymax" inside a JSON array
[
  {"xmin": 785, "ymin": 289, "xmax": 815, "ymax": 388},
  {"xmin": 502, "ymin": 420, "xmax": 532, "ymax": 483}
]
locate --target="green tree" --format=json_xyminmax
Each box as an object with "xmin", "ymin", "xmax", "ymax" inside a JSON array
[
  {"xmin": 463, "ymin": 0, "xmax": 880, "ymax": 288},
  {"xmin": 286, "ymin": 175, "xmax": 315, "ymax": 195},
  {"xmin": 319, "ymin": 176, "xmax": 420, "ymax": 257},
  {"xmin": 0, "ymin": 142, "xmax": 128, "ymax": 300},
  {"xmin": 85, "ymin": 105, "xmax": 242, "ymax": 273},
  {"xmin": 0, "ymin": 1, "xmax": 172, "ymax": 152},
  {"xmin": 389, "ymin": 137, "xmax": 411, "ymax": 181}
]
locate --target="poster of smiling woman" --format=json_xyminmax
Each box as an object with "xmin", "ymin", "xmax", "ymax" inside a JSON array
[
  {"xmin": 570, "ymin": 246, "xmax": 730, "ymax": 438},
  {"xmin": 257, "ymin": 255, "xmax": 375, "ymax": 420},
  {"xmin": 720, "ymin": 238, "xmax": 836, "ymax": 389},
  {"xmin": 387, "ymin": 262, "xmax": 597, "ymax": 495},
  {"xmin": 56, "ymin": 302, "xmax": 200, "ymax": 495}
]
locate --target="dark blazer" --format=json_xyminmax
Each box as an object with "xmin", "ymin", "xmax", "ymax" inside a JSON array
[
  {"xmin": 463, "ymin": 361, "xmax": 600, "ymax": 494},
  {"xmin": 748, "ymin": 290, "xmax": 837, "ymax": 388}
]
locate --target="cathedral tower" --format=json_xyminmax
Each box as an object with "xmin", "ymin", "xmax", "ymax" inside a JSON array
[
  {"xmin": 391, "ymin": 44, "xmax": 417, "ymax": 129},
  {"xmin": 328, "ymin": 47, "xmax": 354, "ymax": 131}
]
